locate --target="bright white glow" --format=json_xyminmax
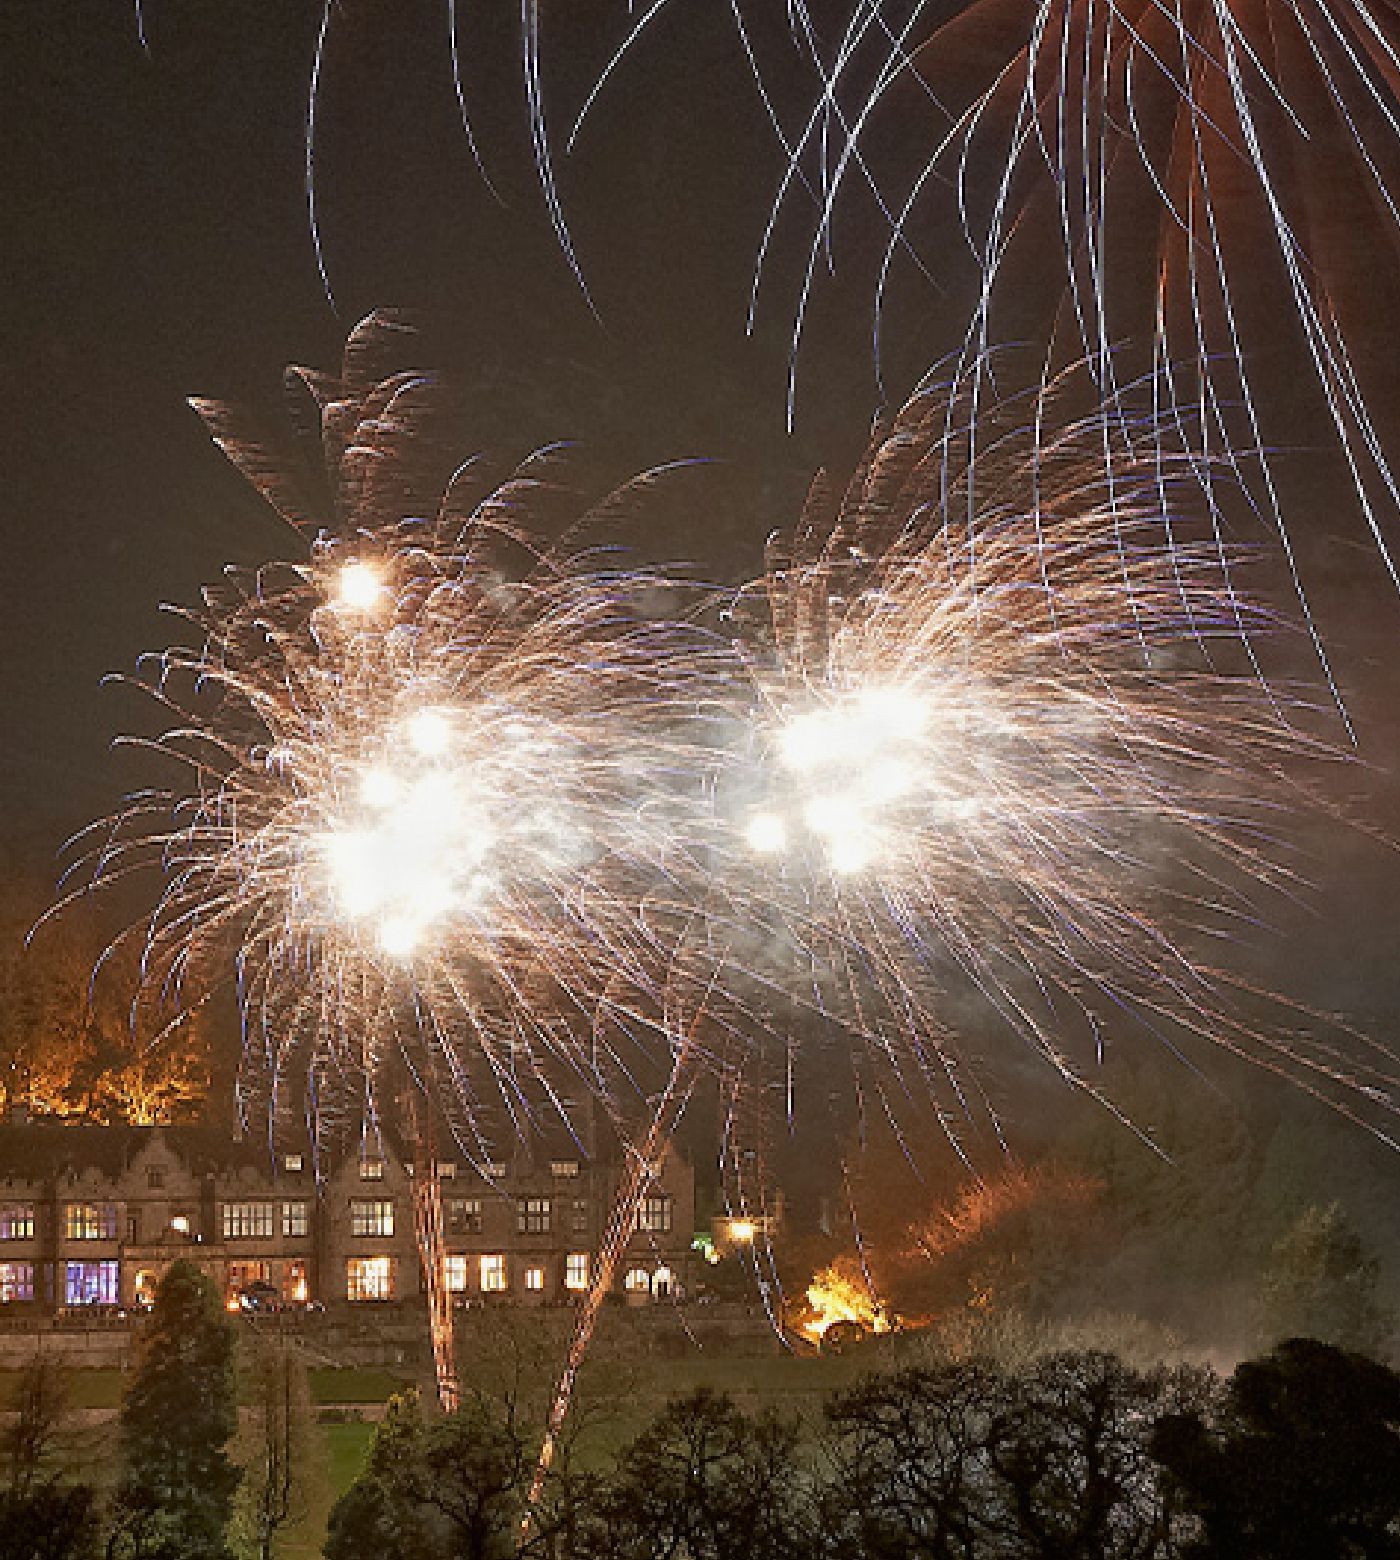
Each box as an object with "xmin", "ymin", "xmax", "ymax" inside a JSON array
[
  {"xmin": 828, "ymin": 832, "xmax": 875, "ymax": 875},
  {"xmin": 336, "ymin": 560, "xmax": 386, "ymax": 612},
  {"xmin": 359, "ymin": 768, "xmax": 400, "ymax": 809},
  {"xmin": 408, "ymin": 709, "xmax": 452, "ymax": 757},
  {"xmin": 378, "ymin": 915, "xmax": 421, "ymax": 958},
  {"xmin": 745, "ymin": 812, "xmax": 787, "ymax": 854},
  {"xmin": 804, "ymin": 795, "xmax": 851, "ymax": 836}
]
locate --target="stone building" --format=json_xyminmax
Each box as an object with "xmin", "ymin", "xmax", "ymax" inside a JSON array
[{"xmin": 0, "ymin": 1119, "xmax": 694, "ymax": 1313}]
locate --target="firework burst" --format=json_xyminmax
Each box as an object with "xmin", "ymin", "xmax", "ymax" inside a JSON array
[
  {"xmin": 63, "ymin": 313, "xmax": 728, "ymax": 1177},
  {"xmin": 693, "ymin": 364, "xmax": 1400, "ymax": 1295}
]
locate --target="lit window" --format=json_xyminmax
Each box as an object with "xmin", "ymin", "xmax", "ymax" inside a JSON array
[
  {"xmin": 435, "ymin": 1161, "xmax": 457, "ymax": 1179},
  {"xmin": 624, "ymin": 1267, "xmax": 650, "ymax": 1293},
  {"xmin": 284, "ymin": 1260, "xmax": 308, "ymax": 1304},
  {"xmin": 170, "ymin": 1214, "xmax": 191, "ymax": 1236},
  {"xmin": 0, "ymin": 1262, "xmax": 34, "ymax": 1302},
  {"xmin": 283, "ymin": 1153, "xmax": 304, "ymax": 1174},
  {"xmin": 524, "ymin": 1266, "xmax": 544, "ymax": 1291},
  {"xmin": 653, "ymin": 1266, "xmax": 674, "ymax": 1298},
  {"xmin": 222, "ymin": 1203, "xmax": 275, "ymax": 1240},
  {"xmin": 445, "ymin": 1198, "xmax": 482, "ymax": 1236},
  {"xmin": 565, "ymin": 1253, "xmax": 589, "ymax": 1291},
  {"xmin": 350, "ymin": 1200, "xmax": 394, "ymax": 1238},
  {"xmin": 65, "ymin": 1204, "xmax": 117, "ymax": 1241},
  {"xmin": 516, "ymin": 1197, "xmax": 551, "ymax": 1235},
  {"xmin": 444, "ymin": 1255, "xmax": 470, "ymax": 1293},
  {"xmin": 133, "ymin": 1269, "xmax": 157, "ymax": 1307},
  {"xmin": 638, "ymin": 1195, "xmax": 673, "ymax": 1234},
  {"xmin": 347, "ymin": 1256, "xmax": 393, "ymax": 1301},
  {"xmin": 571, "ymin": 1198, "xmax": 589, "ymax": 1233},
  {"xmin": 227, "ymin": 1259, "xmax": 270, "ymax": 1307},
  {"xmin": 359, "ymin": 1158, "xmax": 385, "ymax": 1181},
  {"xmin": 0, "ymin": 1205, "xmax": 34, "ymax": 1241},
  {"xmin": 282, "ymin": 1202, "xmax": 309, "ymax": 1239},
  {"xmin": 550, "ymin": 1160, "xmax": 579, "ymax": 1178},
  {"xmin": 480, "ymin": 1255, "xmax": 507, "ymax": 1292},
  {"xmin": 66, "ymin": 1261, "xmax": 118, "ymax": 1306}
]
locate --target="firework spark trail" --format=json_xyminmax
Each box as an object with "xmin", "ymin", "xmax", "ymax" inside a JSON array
[
  {"xmin": 691, "ymin": 362, "xmax": 1400, "ymax": 1248},
  {"xmin": 61, "ymin": 312, "xmax": 732, "ymax": 1182}
]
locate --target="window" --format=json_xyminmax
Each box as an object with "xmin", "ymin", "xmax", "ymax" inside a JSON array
[
  {"xmin": 550, "ymin": 1160, "xmax": 579, "ymax": 1178},
  {"xmin": 624, "ymin": 1267, "xmax": 650, "ymax": 1293},
  {"xmin": 524, "ymin": 1266, "xmax": 544, "ymax": 1291},
  {"xmin": 282, "ymin": 1202, "xmax": 309, "ymax": 1238},
  {"xmin": 127, "ymin": 1214, "xmax": 140, "ymax": 1244},
  {"xmin": 133, "ymin": 1269, "xmax": 157, "ymax": 1307},
  {"xmin": 0, "ymin": 1205, "xmax": 34, "ymax": 1241},
  {"xmin": 284, "ymin": 1261, "xmax": 309, "ymax": 1304},
  {"xmin": 283, "ymin": 1153, "xmax": 304, "ymax": 1173},
  {"xmin": 66, "ymin": 1261, "xmax": 119, "ymax": 1306},
  {"xmin": 227, "ymin": 1259, "xmax": 270, "ymax": 1304},
  {"xmin": 350, "ymin": 1200, "xmax": 394, "ymax": 1238},
  {"xmin": 146, "ymin": 1167, "xmax": 165, "ymax": 1190},
  {"xmin": 516, "ymin": 1197, "xmax": 551, "ymax": 1235},
  {"xmin": 638, "ymin": 1195, "xmax": 673, "ymax": 1234},
  {"xmin": 479, "ymin": 1255, "xmax": 507, "ymax": 1292},
  {"xmin": 571, "ymin": 1199, "xmax": 589, "ymax": 1234},
  {"xmin": 0, "ymin": 1262, "xmax": 34, "ymax": 1303},
  {"xmin": 347, "ymin": 1256, "xmax": 393, "ymax": 1301},
  {"xmin": 445, "ymin": 1198, "xmax": 482, "ymax": 1236},
  {"xmin": 170, "ymin": 1214, "xmax": 191, "ymax": 1236},
  {"xmin": 435, "ymin": 1161, "xmax": 457, "ymax": 1179},
  {"xmin": 358, "ymin": 1158, "xmax": 385, "ymax": 1181},
  {"xmin": 481, "ymin": 1161, "xmax": 506, "ymax": 1180},
  {"xmin": 653, "ymin": 1266, "xmax": 674, "ymax": 1298},
  {"xmin": 445, "ymin": 1255, "xmax": 470, "ymax": 1293},
  {"xmin": 65, "ymin": 1204, "xmax": 116, "ymax": 1241},
  {"xmin": 222, "ymin": 1202, "xmax": 275, "ymax": 1240},
  {"xmin": 565, "ymin": 1253, "xmax": 589, "ymax": 1291}
]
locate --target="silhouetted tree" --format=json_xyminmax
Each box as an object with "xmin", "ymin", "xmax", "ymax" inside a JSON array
[
  {"xmin": 0, "ymin": 1482, "xmax": 101, "ymax": 1560},
  {"xmin": 0, "ymin": 1353, "xmax": 100, "ymax": 1560},
  {"xmin": 822, "ymin": 1362, "xmax": 1002, "ymax": 1559},
  {"xmin": 1152, "ymin": 1337, "xmax": 1400, "ymax": 1559},
  {"xmin": 982, "ymin": 1351, "xmax": 1211, "ymax": 1559},
  {"xmin": 324, "ymin": 1390, "xmax": 525, "ymax": 1560},
  {"xmin": 108, "ymin": 1259, "xmax": 240, "ymax": 1560},
  {"xmin": 582, "ymin": 1389, "xmax": 814, "ymax": 1560},
  {"xmin": 233, "ymin": 1338, "xmax": 322, "ymax": 1560}
]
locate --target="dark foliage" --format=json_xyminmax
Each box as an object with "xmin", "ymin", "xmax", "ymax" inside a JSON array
[
  {"xmin": 108, "ymin": 1258, "xmax": 240, "ymax": 1560},
  {"xmin": 1153, "ymin": 1338, "xmax": 1400, "ymax": 1559},
  {"xmin": 577, "ymin": 1388, "xmax": 815, "ymax": 1560},
  {"xmin": 324, "ymin": 1390, "xmax": 526, "ymax": 1560},
  {"xmin": 0, "ymin": 1481, "xmax": 101, "ymax": 1560}
]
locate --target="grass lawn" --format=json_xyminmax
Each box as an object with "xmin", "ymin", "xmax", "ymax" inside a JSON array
[{"xmin": 322, "ymin": 1419, "xmax": 376, "ymax": 1494}]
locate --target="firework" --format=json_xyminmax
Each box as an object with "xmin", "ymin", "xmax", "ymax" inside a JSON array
[
  {"xmin": 61, "ymin": 316, "xmax": 731, "ymax": 1416},
  {"xmin": 693, "ymin": 363, "xmax": 1400, "ymax": 1293}
]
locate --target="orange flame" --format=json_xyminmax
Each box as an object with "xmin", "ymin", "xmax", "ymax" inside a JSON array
[{"xmin": 797, "ymin": 1255, "xmax": 893, "ymax": 1343}]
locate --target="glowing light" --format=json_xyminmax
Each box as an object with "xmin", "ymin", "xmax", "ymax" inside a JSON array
[
  {"xmin": 335, "ymin": 559, "xmax": 385, "ymax": 612},
  {"xmin": 744, "ymin": 813, "xmax": 787, "ymax": 854},
  {"xmin": 407, "ymin": 708, "xmax": 451, "ymax": 757},
  {"xmin": 798, "ymin": 1258, "xmax": 892, "ymax": 1343},
  {"xmin": 729, "ymin": 1218, "xmax": 755, "ymax": 1243}
]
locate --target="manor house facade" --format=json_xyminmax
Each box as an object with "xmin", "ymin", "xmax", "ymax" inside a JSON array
[{"xmin": 0, "ymin": 1120, "xmax": 693, "ymax": 1313}]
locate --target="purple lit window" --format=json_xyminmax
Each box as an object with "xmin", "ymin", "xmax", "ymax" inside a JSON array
[{"xmin": 65, "ymin": 1261, "xmax": 118, "ymax": 1306}]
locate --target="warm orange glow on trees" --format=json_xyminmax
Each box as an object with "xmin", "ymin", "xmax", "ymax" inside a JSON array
[{"xmin": 0, "ymin": 871, "xmax": 212, "ymax": 1125}]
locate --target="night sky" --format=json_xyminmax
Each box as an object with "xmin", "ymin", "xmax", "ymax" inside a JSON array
[{"xmin": 6, "ymin": 2, "xmax": 1400, "ymax": 1074}]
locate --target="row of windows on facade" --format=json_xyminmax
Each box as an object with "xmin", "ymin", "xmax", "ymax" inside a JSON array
[
  {"xmin": 0, "ymin": 1194, "xmax": 673, "ymax": 1244},
  {"xmin": 0, "ymin": 1252, "xmax": 676, "ymax": 1305},
  {"xmin": 137, "ymin": 1155, "xmax": 585, "ymax": 1184}
]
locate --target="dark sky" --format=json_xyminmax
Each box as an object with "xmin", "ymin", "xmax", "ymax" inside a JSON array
[{"xmin": 5, "ymin": 0, "xmax": 1400, "ymax": 1051}]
